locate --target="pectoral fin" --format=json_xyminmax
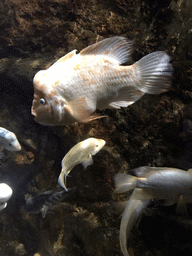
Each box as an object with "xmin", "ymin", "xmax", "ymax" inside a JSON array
[
  {"xmin": 65, "ymin": 97, "xmax": 107, "ymax": 123},
  {"xmin": 82, "ymin": 155, "xmax": 93, "ymax": 169},
  {"xmin": 176, "ymin": 194, "xmax": 189, "ymax": 218}
]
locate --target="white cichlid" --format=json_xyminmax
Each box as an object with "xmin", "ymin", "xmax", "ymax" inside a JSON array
[
  {"xmin": 0, "ymin": 183, "xmax": 13, "ymax": 211},
  {"xmin": 31, "ymin": 36, "xmax": 173, "ymax": 126},
  {"xmin": 114, "ymin": 166, "xmax": 192, "ymax": 256},
  {"xmin": 58, "ymin": 138, "xmax": 105, "ymax": 191},
  {"xmin": 0, "ymin": 127, "xmax": 21, "ymax": 151}
]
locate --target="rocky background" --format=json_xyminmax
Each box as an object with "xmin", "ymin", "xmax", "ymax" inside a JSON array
[{"xmin": 0, "ymin": 0, "xmax": 192, "ymax": 255}]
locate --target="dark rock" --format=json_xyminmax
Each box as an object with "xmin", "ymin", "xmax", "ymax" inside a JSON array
[{"xmin": 0, "ymin": 0, "xmax": 191, "ymax": 255}]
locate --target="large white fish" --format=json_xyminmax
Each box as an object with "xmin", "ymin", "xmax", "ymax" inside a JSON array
[
  {"xmin": 31, "ymin": 36, "xmax": 173, "ymax": 125},
  {"xmin": 58, "ymin": 138, "xmax": 106, "ymax": 191},
  {"xmin": 114, "ymin": 166, "xmax": 192, "ymax": 256},
  {"xmin": 0, "ymin": 183, "xmax": 13, "ymax": 211},
  {"xmin": 0, "ymin": 127, "xmax": 21, "ymax": 151}
]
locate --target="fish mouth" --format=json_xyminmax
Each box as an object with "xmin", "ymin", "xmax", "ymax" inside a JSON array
[
  {"xmin": 101, "ymin": 139, "xmax": 106, "ymax": 147},
  {"xmin": 98, "ymin": 139, "xmax": 106, "ymax": 150},
  {"xmin": 17, "ymin": 143, "xmax": 22, "ymax": 151},
  {"xmin": 13, "ymin": 144, "xmax": 22, "ymax": 152}
]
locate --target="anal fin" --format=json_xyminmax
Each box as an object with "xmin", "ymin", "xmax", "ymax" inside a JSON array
[{"xmin": 109, "ymin": 87, "xmax": 144, "ymax": 109}]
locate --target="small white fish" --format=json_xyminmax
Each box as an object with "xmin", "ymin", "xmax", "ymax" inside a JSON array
[
  {"xmin": 31, "ymin": 36, "xmax": 173, "ymax": 126},
  {"xmin": 0, "ymin": 183, "xmax": 13, "ymax": 211},
  {"xmin": 0, "ymin": 127, "xmax": 21, "ymax": 151},
  {"xmin": 114, "ymin": 167, "xmax": 192, "ymax": 256},
  {"xmin": 58, "ymin": 138, "xmax": 106, "ymax": 191}
]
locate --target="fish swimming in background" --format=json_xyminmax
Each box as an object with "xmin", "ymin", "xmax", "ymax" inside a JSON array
[
  {"xmin": 114, "ymin": 166, "xmax": 192, "ymax": 256},
  {"xmin": 0, "ymin": 183, "xmax": 13, "ymax": 211},
  {"xmin": 0, "ymin": 127, "xmax": 21, "ymax": 151},
  {"xmin": 41, "ymin": 188, "xmax": 76, "ymax": 217},
  {"xmin": 23, "ymin": 187, "xmax": 77, "ymax": 217},
  {"xmin": 31, "ymin": 36, "xmax": 173, "ymax": 126},
  {"xmin": 58, "ymin": 138, "xmax": 106, "ymax": 191}
]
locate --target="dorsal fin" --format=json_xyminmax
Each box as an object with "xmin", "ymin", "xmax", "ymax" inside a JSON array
[
  {"xmin": 57, "ymin": 49, "xmax": 77, "ymax": 63},
  {"xmin": 50, "ymin": 50, "xmax": 77, "ymax": 69},
  {"xmin": 58, "ymin": 50, "xmax": 77, "ymax": 63},
  {"xmin": 79, "ymin": 36, "xmax": 133, "ymax": 64},
  {"xmin": 129, "ymin": 166, "xmax": 154, "ymax": 177}
]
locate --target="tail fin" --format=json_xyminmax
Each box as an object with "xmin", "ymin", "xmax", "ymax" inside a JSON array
[
  {"xmin": 114, "ymin": 173, "xmax": 137, "ymax": 193},
  {"xmin": 135, "ymin": 51, "xmax": 173, "ymax": 94},
  {"xmin": 58, "ymin": 171, "xmax": 68, "ymax": 191}
]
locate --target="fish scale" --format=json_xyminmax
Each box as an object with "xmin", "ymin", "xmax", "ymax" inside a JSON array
[
  {"xmin": 58, "ymin": 55, "xmax": 121, "ymax": 109},
  {"xmin": 59, "ymin": 55, "xmax": 136, "ymax": 110}
]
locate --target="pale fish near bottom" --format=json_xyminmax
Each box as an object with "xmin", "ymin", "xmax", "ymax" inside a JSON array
[
  {"xmin": 0, "ymin": 183, "xmax": 13, "ymax": 211},
  {"xmin": 114, "ymin": 166, "xmax": 192, "ymax": 256},
  {"xmin": 58, "ymin": 138, "xmax": 106, "ymax": 191},
  {"xmin": 0, "ymin": 127, "xmax": 21, "ymax": 151},
  {"xmin": 31, "ymin": 36, "xmax": 173, "ymax": 126}
]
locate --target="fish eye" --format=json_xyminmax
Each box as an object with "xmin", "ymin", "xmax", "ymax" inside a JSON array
[{"xmin": 39, "ymin": 98, "xmax": 45, "ymax": 105}]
